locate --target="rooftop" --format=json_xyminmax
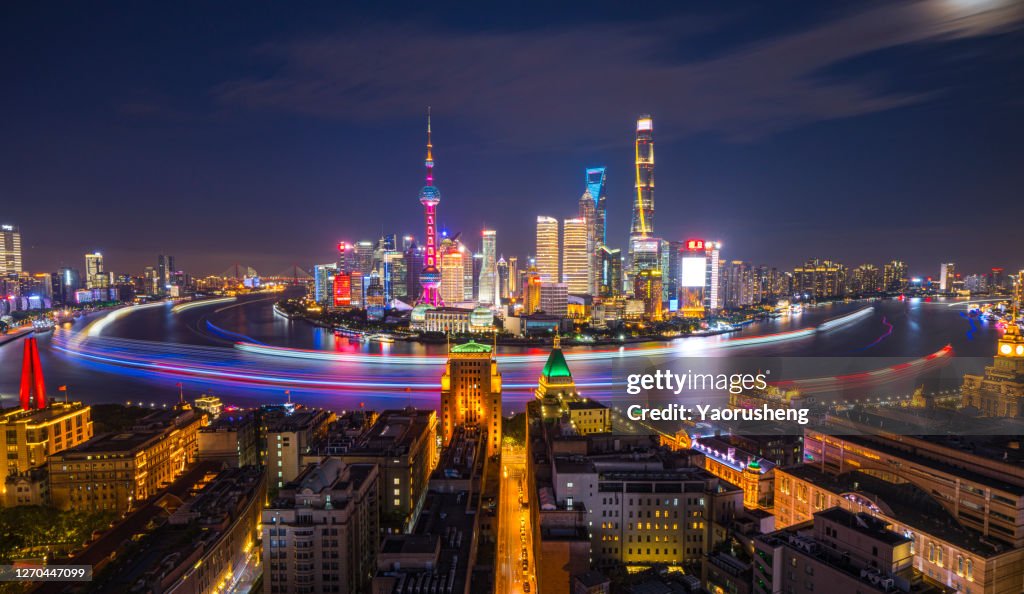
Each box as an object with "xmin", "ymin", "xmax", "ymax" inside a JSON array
[
  {"xmin": 1, "ymin": 402, "xmax": 88, "ymax": 426},
  {"xmin": 449, "ymin": 340, "xmax": 492, "ymax": 354},
  {"xmin": 780, "ymin": 464, "xmax": 1007, "ymax": 556},
  {"xmin": 541, "ymin": 346, "xmax": 572, "ymax": 379}
]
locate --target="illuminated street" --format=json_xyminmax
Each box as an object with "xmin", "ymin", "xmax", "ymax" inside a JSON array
[{"xmin": 497, "ymin": 444, "xmax": 534, "ymax": 594}]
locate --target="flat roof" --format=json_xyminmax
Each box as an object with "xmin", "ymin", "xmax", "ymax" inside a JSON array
[{"xmin": 780, "ymin": 464, "xmax": 1005, "ymax": 556}]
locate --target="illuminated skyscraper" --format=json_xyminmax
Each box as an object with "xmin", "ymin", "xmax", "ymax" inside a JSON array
[
  {"xmin": 940, "ymin": 262, "xmax": 956, "ymax": 293},
  {"xmin": 508, "ymin": 256, "xmax": 519, "ymax": 298},
  {"xmin": 535, "ymin": 216, "xmax": 559, "ymax": 282},
  {"xmin": 679, "ymin": 240, "xmax": 708, "ymax": 318},
  {"xmin": 631, "ymin": 115, "xmax": 654, "ymax": 237},
  {"xmin": 439, "ymin": 239, "xmax": 465, "ymax": 305},
  {"xmin": 883, "ymin": 260, "xmax": 908, "ymax": 293},
  {"xmin": 634, "ymin": 269, "xmax": 663, "ymax": 321},
  {"xmin": 496, "ymin": 257, "xmax": 509, "ymax": 301},
  {"xmin": 440, "ymin": 341, "xmax": 502, "ymax": 456},
  {"xmin": 598, "ymin": 246, "xmax": 622, "ymax": 298},
  {"xmin": 562, "ymin": 218, "xmax": 589, "ymax": 295},
  {"xmin": 478, "ymin": 230, "xmax": 497, "ymax": 305},
  {"xmin": 579, "ymin": 183, "xmax": 598, "ymax": 295},
  {"xmin": 706, "ymin": 241, "xmax": 722, "ymax": 310},
  {"xmin": 418, "ymin": 109, "xmax": 443, "ymax": 306},
  {"xmin": 84, "ymin": 252, "xmax": 105, "ymax": 289},
  {"xmin": 586, "ymin": 167, "xmax": 607, "ymax": 247},
  {"xmin": 336, "ymin": 241, "xmax": 355, "ymax": 273},
  {"xmin": 1, "ymin": 223, "xmax": 22, "ymax": 276},
  {"xmin": 354, "ymin": 241, "xmax": 374, "ymax": 276}
]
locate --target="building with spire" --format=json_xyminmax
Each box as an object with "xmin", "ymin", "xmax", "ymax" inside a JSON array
[
  {"xmin": 629, "ymin": 116, "xmax": 659, "ymax": 275},
  {"xmin": 419, "ymin": 109, "xmax": 443, "ymax": 306},
  {"xmin": 440, "ymin": 341, "xmax": 502, "ymax": 456},
  {"xmin": 534, "ymin": 336, "xmax": 610, "ymax": 434},
  {"xmin": 962, "ymin": 271, "xmax": 1024, "ymax": 417},
  {"xmin": 2, "ymin": 337, "xmax": 93, "ymax": 505},
  {"xmin": 586, "ymin": 167, "xmax": 607, "ymax": 248}
]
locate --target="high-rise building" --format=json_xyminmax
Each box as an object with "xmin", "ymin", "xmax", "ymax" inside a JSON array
[
  {"xmin": 850, "ymin": 263, "xmax": 882, "ymax": 294},
  {"xmin": 418, "ymin": 109, "xmax": 443, "ymax": 306},
  {"xmin": 705, "ymin": 241, "xmax": 722, "ymax": 310},
  {"xmin": 579, "ymin": 190, "xmax": 597, "ymax": 294},
  {"xmin": 679, "ymin": 240, "xmax": 708, "ymax": 318},
  {"xmin": 536, "ymin": 216, "xmax": 559, "ymax": 282},
  {"xmin": 465, "ymin": 252, "xmax": 477, "ymax": 302},
  {"xmin": 478, "ymin": 229, "xmax": 497, "ymax": 304},
  {"xmin": 314, "ymin": 263, "xmax": 337, "ymax": 303},
  {"xmin": 354, "ymin": 240, "xmax": 374, "ymax": 276},
  {"xmin": 523, "ymin": 267, "xmax": 542, "ymax": 314},
  {"xmin": 440, "ymin": 341, "xmax": 502, "ymax": 456},
  {"xmin": 940, "ymin": 262, "xmax": 956, "ymax": 293},
  {"xmin": 631, "ymin": 115, "xmax": 654, "ymax": 239},
  {"xmin": 508, "ymin": 256, "xmax": 519, "ymax": 298},
  {"xmin": 0, "ymin": 224, "xmax": 22, "ymax": 277},
  {"xmin": 883, "ymin": 260, "xmax": 908, "ymax": 293},
  {"xmin": 84, "ymin": 252, "xmax": 105, "ymax": 289},
  {"xmin": 539, "ymin": 282, "xmax": 569, "ymax": 317},
  {"xmin": 262, "ymin": 460, "xmax": 379, "ymax": 594},
  {"xmin": 598, "ymin": 246, "xmax": 622, "ymax": 298},
  {"xmin": 723, "ymin": 260, "xmax": 756, "ymax": 308},
  {"xmin": 156, "ymin": 254, "xmax": 175, "ymax": 295},
  {"xmin": 634, "ymin": 269, "xmax": 663, "ymax": 321},
  {"xmin": 586, "ymin": 166, "xmax": 608, "ymax": 248},
  {"xmin": 404, "ymin": 240, "xmax": 422, "ymax": 299},
  {"xmin": 439, "ymin": 239, "xmax": 465, "ymax": 305},
  {"xmin": 496, "ymin": 257, "xmax": 509, "ymax": 301},
  {"xmin": 336, "ymin": 241, "xmax": 355, "ymax": 273},
  {"xmin": 332, "ymin": 271, "xmax": 352, "ymax": 307},
  {"xmin": 382, "ymin": 249, "xmax": 407, "ymax": 301},
  {"xmin": 630, "ymin": 237, "xmax": 660, "ymax": 276},
  {"xmin": 562, "ymin": 218, "xmax": 589, "ymax": 295},
  {"xmin": 628, "ymin": 116, "xmax": 655, "ymax": 275},
  {"xmin": 794, "ymin": 259, "xmax": 846, "ymax": 299}
]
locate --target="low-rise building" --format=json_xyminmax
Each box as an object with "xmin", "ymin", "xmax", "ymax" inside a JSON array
[
  {"xmin": 86, "ymin": 466, "xmax": 266, "ymax": 594},
  {"xmin": 262, "ymin": 460, "xmax": 379, "ymax": 594},
  {"xmin": 48, "ymin": 406, "xmax": 204, "ymax": 512},
  {"xmin": 305, "ymin": 408, "xmax": 438, "ymax": 532},
  {"xmin": 264, "ymin": 408, "xmax": 334, "ymax": 492},
  {"xmin": 198, "ymin": 412, "xmax": 260, "ymax": 467},
  {"xmin": 754, "ymin": 508, "xmax": 953, "ymax": 594},
  {"xmin": 1, "ymin": 401, "xmax": 93, "ymax": 502}
]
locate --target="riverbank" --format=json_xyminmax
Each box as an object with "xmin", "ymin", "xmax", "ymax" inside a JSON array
[{"xmin": 0, "ymin": 327, "xmax": 32, "ymax": 347}]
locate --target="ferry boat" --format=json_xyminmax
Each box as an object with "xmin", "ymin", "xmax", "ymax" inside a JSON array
[{"xmin": 368, "ymin": 333, "xmax": 395, "ymax": 344}]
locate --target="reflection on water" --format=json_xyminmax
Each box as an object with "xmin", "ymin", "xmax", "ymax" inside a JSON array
[{"xmin": 0, "ymin": 296, "xmax": 1005, "ymax": 413}]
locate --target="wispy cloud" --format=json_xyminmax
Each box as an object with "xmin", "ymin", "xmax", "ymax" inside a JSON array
[{"xmin": 214, "ymin": 0, "xmax": 1023, "ymax": 147}]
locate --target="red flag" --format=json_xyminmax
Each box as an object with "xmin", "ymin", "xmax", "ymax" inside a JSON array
[{"xmin": 58, "ymin": 385, "xmax": 67, "ymax": 391}]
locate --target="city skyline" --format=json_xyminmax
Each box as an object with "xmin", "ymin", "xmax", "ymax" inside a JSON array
[{"xmin": 3, "ymin": 1, "xmax": 1024, "ymax": 274}]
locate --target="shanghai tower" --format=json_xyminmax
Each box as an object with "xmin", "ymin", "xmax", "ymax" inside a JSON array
[
  {"xmin": 629, "ymin": 115, "xmax": 658, "ymax": 273},
  {"xmin": 631, "ymin": 115, "xmax": 654, "ymax": 238},
  {"xmin": 419, "ymin": 109, "xmax": 443, "ymax": 306}
]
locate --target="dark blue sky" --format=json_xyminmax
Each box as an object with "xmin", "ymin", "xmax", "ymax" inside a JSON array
[{"xmin": 2, "ymin": 0, "xmax": 1022, "ymax": 277}]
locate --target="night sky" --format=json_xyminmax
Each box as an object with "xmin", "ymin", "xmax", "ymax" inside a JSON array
[{"xmin": 3, "ymin": 0, "xmax": 1023, "ymax": 278}]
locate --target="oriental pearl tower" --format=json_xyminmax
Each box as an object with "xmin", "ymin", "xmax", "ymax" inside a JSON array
[{"xmin": 419, "ymin": 108, "xmax": 443, "ymax": 306}]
